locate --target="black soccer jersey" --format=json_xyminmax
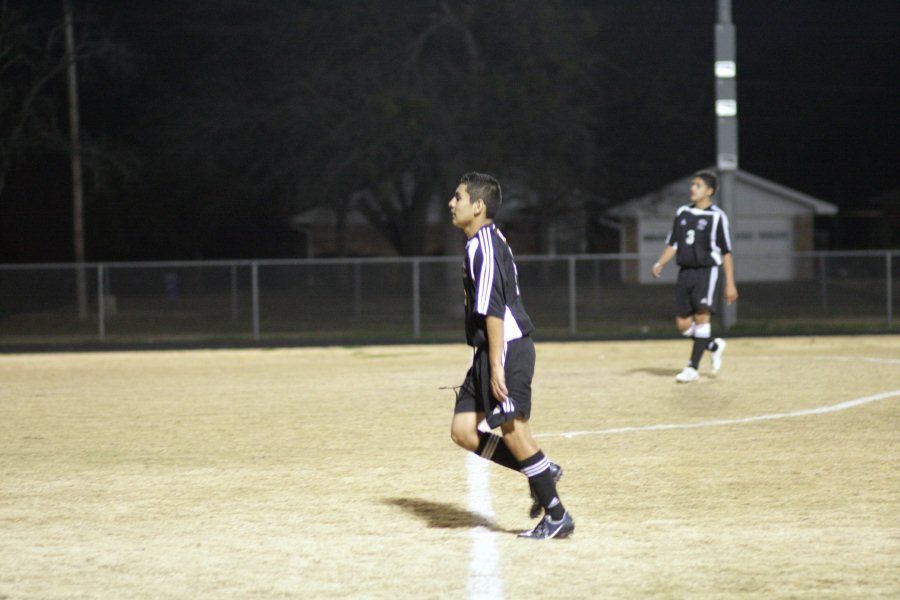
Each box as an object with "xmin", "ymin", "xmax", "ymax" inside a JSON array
[
  {"xmin": 665, "ymin": 203, "xmax": 733, "ymax": 268},
  {"xmin": 462, "ymin": 224, "xmax": 535, "ymax": 349}
]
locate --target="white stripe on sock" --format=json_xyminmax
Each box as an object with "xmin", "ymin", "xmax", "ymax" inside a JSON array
[{"xmin": 521, "ymin": 456, "xmax": 550, "ymax": 478}]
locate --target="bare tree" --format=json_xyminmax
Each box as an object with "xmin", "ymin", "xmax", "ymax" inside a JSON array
[
  {"xmin": 151, "ymin": 0, "xmax": 609, "ymax": 257},
  {"xmin": 302, "ymin": 0, "xmax": 606, "ymax": 255},
  {"xmin": 0, "ymin": 1, "xmax": 129, "ymax": 202},
  {"xmin": 0, "ymin": 1, "xmax": 64, "ymax": 200}
]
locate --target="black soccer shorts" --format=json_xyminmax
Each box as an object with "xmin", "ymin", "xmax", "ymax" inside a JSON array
[
  {"xmin": 675, "ymin": 266, "xmax": 722, "ymax": 316},
  {"xmin": 454, "ymin": 336, "xmax": 535, "ymax": 426}
]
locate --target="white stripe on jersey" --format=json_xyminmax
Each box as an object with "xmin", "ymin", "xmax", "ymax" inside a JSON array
[
  {"xmin": 476, "ymin": 227, "xmax": 495, "ymax": 315},
  {"xmin": 467, "ymin": 236, "xmax": 479, "ymax": 284},
  {"xmin": 710, "ymin": 211, "xmax": 723, "ymax": 265},
  {"xmin": 718, "ymin": 207, "xmax": 733, "ymax": 251},
  {"xmin": 466, "ymin": 238, "xmax": 478, "ymax": 284}
]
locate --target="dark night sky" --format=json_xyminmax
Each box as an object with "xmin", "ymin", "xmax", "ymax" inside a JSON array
[
  {"xmin": 2, "ymin": 0, "xmax": 899, "ymax": 261},
  {"xmin": 732, "ymin": 0, "xmax": 899, "ymax": 204},
  {"xmin": 118, "ymin": 0, "xmax": 899, "ymax": 202},
  {"xmin": 135, "ymin": 0, "xmax": 900, "ymax": 202}
]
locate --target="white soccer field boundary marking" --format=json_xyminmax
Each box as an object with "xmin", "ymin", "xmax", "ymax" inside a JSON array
[
  {"xmin": 535, "ymin": 388, "xmax": 900, "ymax": 440},
  {"xmin": 466, "ymin": 453, "xmax": 503, "ymax": 600},
  {"xmin": 745, "ymin": 355, "xmax": 900, "ymax": 366},
  {"xmin": 814, "ymin": 356, "xmax": 900, "ymax": 365}
]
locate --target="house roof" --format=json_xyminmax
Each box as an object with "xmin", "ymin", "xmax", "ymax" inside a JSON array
[
  {"xmin": 607, "ymin": 168, "xmax": 838, "ymax": 218},
  {"xmin": 289, "ymin": 188, "xmax": 535, "ymax": 230},
  {"xmin": 290, "ymin": 206, "xmax": 370, "ymax": 230}
]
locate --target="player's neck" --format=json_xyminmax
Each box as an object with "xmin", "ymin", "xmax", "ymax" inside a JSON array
[
  {"xmin": 465, "ymin": 219, "xmax": 493, "ymax": 239},
  {"xmin": 693, "ymin": 198, "xmax": 713, "ymax": 209}
]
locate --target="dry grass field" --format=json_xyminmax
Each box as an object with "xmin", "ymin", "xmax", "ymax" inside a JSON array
[{"xmin": 1, "ymin": 335, "xmax": 898, "ymax": 599}]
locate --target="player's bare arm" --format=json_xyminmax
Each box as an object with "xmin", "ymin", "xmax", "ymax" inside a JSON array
[
  {"xmin": 722, "ymin": 253, "xmax": 739, "ymax": 304},
  {"xmin": 486, "ymin": 315, "xmax": 508, "ymax": 401},
  {"xmin": 652, "ymin": 245, "xmax": 677, "ymax": 278}
]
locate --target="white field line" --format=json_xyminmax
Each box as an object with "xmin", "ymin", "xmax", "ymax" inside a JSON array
[
  {"xmin": 821, "ymin": 356, "xmax": 900, "ymax": 365},
  {"xmin": 536, "ymin": 388, "xmax": 900, "ymax": 440},
  {"xmin": 466, "ymin": 453, "xmax": 504, "ymax": 600},
  {"xmin": 743, "ymin": 355, "xmax": 900, "ymax": 366}
]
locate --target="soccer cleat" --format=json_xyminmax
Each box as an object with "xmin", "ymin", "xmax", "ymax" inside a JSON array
[
  {"xmin": 710, "ymin": 338, "xmax": 727, "ymax": 374},
  {"xmin": 518, "ymin": 512, "xmax": 575, "ymax": 540},
  {"xmin": 675, "ymin": 366, "xmax": 700, "ymax": 383},
  {"xmin": 528, "ymin": 462, "xmax": 564, "ymax": 518}
]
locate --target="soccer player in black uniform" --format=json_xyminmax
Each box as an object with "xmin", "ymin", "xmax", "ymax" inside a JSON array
[
  {"xmin": 651, "ymin": 170, "xmax": 739, "ymax": 382},
  {"xmin": 448, "ymin": 172, "xmax": 574, "ymax": 540}
]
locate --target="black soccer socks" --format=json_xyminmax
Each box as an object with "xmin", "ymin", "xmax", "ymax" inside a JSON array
[
  {"xmin": 690, "ymin": 336, "xmax": 709, "ymax": 369},
  {"xmin": 476, "ymin": 431, "xmax": 520, "ymax": 471},
  {"xmin": 520, "ymin": 451, "xmax": 565, "ymax": 521}
]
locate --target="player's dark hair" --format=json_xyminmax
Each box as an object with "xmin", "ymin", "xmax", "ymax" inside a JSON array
[
  {"xmin": 694, "ymin": 170, "xmax": 718, "ymax": 195},
  {"xmin": 460, "ymin": 172, "xmax": 502, "ymax": 218}
]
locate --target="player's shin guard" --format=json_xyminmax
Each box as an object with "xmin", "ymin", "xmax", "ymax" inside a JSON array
[
  {"xmin": 476, "ymin": 431, "xmax": 520, "ymax": 471},
  {"xmin": 690, "ymin": 322, "xmax": 711, "ymax": 368},
  {"xmin": 520, "ymin": 451, "xmax": 565, "ymax": 520},
  {"xmin": 681, "ymin": 322, "xmax": 696, "ymax": 338}
]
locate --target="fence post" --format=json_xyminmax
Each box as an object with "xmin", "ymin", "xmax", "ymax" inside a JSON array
[
  {"xmin": 887, "ymin": 252, "xmax": 893, "ymax": 330},
  {"xmin": 818, "ymin": 254, "xmax": 828, "ymax": 311},
  {"xmin": 97, "ymin": 263, "xmax": 105, "ymax": 342},
  {"xmin": 230, "ymin": 263, "xmax": 239, "ymax": 322},
  {"xmin": 353, "ymin": 260, "xmax": 362, "ymax": 320},
  {"xmin": 251, "ymin": 261, "xmax": 260, "ymax": 341},
  {"xmin": 412, "ymin": 258, "xmax": 421, "ymax": 339},
  {"xmin": 568, "ymin": 256, "xmax": 577, "ymax": 334}
]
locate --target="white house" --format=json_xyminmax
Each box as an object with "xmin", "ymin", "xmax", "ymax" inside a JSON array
[{"xmin": 607, "ymin": 169, "xmax": 838, "ymax": 283}]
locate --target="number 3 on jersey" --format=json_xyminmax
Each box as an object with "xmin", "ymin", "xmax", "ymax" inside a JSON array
[{"xmin": 685, "ymin": 230, "xmax": 695, "ymax": 245}]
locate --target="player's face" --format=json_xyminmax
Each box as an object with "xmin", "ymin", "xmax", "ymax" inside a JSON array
[
  {"xmin": 690, "ymin": 177, "xmax": 714, "ymax": 203},
  {"xmin": 449, "ymin": 183, "xmax": 477, "ymax": 230}
]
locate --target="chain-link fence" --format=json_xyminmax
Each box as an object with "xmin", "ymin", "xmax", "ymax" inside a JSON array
[{"xmin": 1, "ymin": 251, "xmax": 897, "ymax": 347}]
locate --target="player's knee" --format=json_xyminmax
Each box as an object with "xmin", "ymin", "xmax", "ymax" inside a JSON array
[
  {"xmin": 677, "ymin": 318, "xmax": 695, "ymax": 337},
  {"xmin": 450, "ymin": 427, "xmax": 478, "ymax": 451}
]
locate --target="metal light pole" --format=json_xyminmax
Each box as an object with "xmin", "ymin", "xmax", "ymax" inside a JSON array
[
  {"xmin": 64, "ymin": 0, "xmax": 88, "ymax": 320},
  {"xmin": 715, "ymin": 0, "xmax": 738, "ymax": 328}
]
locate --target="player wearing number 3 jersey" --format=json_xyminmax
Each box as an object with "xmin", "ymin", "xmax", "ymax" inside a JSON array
[{"xmin": 651, "ymin": 171, "xmax": 739, "ymax": 382}]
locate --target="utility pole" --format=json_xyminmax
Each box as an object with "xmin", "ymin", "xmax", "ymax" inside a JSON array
[
  {"xmin": 715, "ymin": 0, "xmax": 737, "ymax": 328},
  {"xmin": 63, "ymin": 0, "xmax": 88, "ymax": 320}
]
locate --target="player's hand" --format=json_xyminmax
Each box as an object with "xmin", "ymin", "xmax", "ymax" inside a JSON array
[
  {"xmin": 651, "ymin": 262, "xmax": 664, "ymax": 278},
  {"xmin": 725, "ymin": 283, "xmax": 739, "ymax": 304},
  {"xmin": 490, "ymin": 369, "xmax": 508, "ymax": 402}
]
